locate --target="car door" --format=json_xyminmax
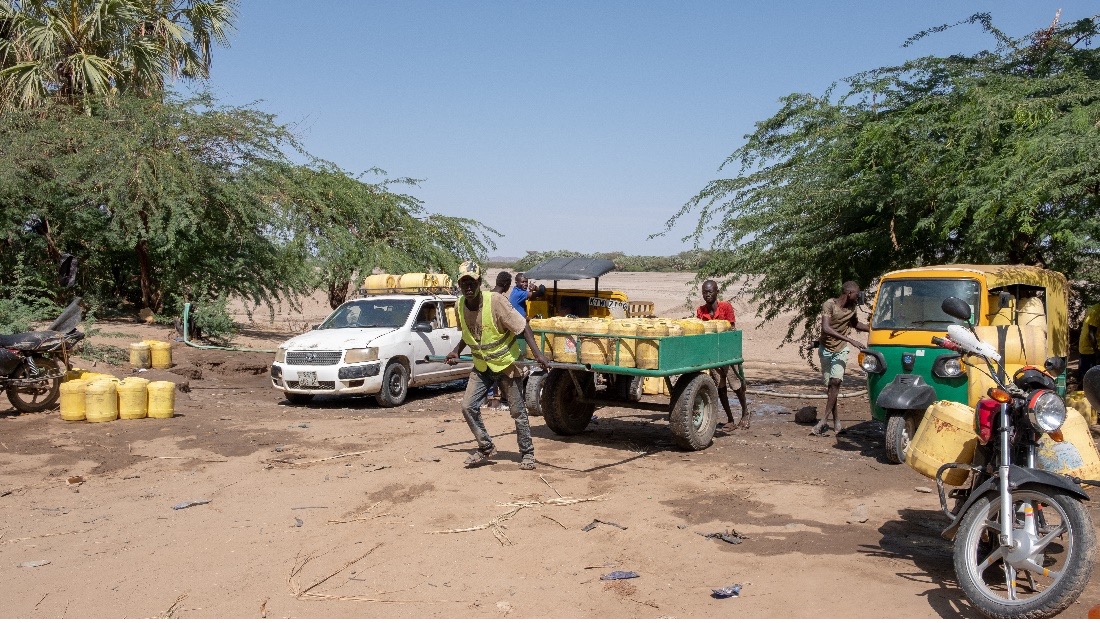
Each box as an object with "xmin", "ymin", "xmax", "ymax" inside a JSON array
[
  {"xmin": 437, "ymin": 300, "xmax": 469, "ymax": 379},
  {"xmin": 408, "ymin": 301, "xmax": 448, "ymax": 383}
]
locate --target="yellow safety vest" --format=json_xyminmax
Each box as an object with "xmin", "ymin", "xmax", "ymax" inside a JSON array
[{"xmin": 457, "ymin": 292, "xmax": 520, "ymax": 372}]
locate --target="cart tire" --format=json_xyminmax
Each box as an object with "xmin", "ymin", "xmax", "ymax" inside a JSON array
[
  {"xmin": 525, "ymin": 371, "xmax": 546, "ymax": 419},
  {"xmin": 542, "ymin": 369, "xmax": 595, "ymax": 436},
  {"xmin": 669, "ymin": 372, "xmax": 718, "ymax": 450}
]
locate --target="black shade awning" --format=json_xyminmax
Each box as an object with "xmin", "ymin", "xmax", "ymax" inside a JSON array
[{"xmin": 524, "ymin": 257, "xmax": 616, "ymax": 280}]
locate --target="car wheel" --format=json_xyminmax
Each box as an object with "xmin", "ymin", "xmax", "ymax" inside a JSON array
[{"xmin": 376, "ymin": 361, "xmax": 409, "ymax": 407}]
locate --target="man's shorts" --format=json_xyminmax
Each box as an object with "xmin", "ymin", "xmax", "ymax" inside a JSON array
[
  {"xmin": 709, "ymin": 365, "xmax": 744, "ymax": 391},
  {"xmin": 819, "ymin": 347, "xmax": 849, "ymax": 384}
]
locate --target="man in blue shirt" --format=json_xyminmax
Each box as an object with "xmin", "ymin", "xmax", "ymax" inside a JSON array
[{"xmin": 509, "ymin": 272, "xmax": 534, "ymax": 318}]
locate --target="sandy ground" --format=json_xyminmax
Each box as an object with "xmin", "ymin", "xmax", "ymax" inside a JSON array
[{"xmin": 2, "ymin": 272, "xmax": 1098, "ymax": 618}]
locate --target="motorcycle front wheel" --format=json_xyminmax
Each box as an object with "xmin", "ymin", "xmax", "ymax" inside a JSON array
[
  {"xmin": 954, "ymin": 485, "xmax": 1096, "ymax": 618},
  {"xmin": 5, "ymin": 356, "xmax": 62, "ymax": 413}
]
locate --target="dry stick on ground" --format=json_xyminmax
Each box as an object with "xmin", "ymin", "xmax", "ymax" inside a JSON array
[
  {"xmin": 540, "ymin": 514, "xmax": 568, "ymax": 530},
  {"xmin": 327, "ymin": 502, "xmax": 387, "ymax": 525},
  {"xmin": 2, "ymin": 529, "xmax": 90, "ymax": 545},
  {"xmin": 539, "ymin": 475, "xmax": 562, "ymax": 498},
  {"xmin": 288, "ymin": 545, "xmax": 457, "ymax": 603},
  {"xmin": 429, "ymin": 496, "xmax": 606, "ymax": 546},
  {"xmin": 273, "ymin": 450, "xmax": 378, "ymax": 467},
  {"xmin": 160, "ymin": 593, "xmax": 187, "ymax": 619}
]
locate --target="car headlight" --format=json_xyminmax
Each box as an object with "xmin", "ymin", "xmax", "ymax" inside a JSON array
[
  {"xmin": 860, "ymin": 351, "xmax": 885, "ymax": 374},
  {"xmin": 275, "ymin": 348, "xmax": 286, "ymax": 363},
  {"xmin": 344, "ymin": 347, "xmax": 379, "ymax": 363},
  {"xmin": 932, "ymin": 354, "xmax": 965, "ymax": 378},
  {"xmin": 1027, "ymin": 389, "xmax": 1067, "ymax": 433}
]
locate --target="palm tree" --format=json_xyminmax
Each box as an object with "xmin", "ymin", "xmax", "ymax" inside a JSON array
[{"xmin": 0, "ymin": 0, "xmax": 235, "ymax": 111}]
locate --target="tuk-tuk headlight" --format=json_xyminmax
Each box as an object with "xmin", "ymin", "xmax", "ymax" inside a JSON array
[
  {"xmin": 1027, "ymin": 389, "xmax": 1067, "ymax": 433},
  {"xmin": 859, "ymin": 350, "xmax": 885, "ymax": 374},
  {"xmin": 932, "ymin": 354, "xmax": 965, "ymax": 378}
]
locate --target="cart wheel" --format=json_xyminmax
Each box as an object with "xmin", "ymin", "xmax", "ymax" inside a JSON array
[
  {"xmin": 525, "ymin": 371, "xmax": 546, "ymax": 419},
  {"xmin": 669, "ymin": 372, "xmax": 718, "ymax": 450},
  {"xmin": 542, "ymin": 369, "xmax": 595, "ymax": 436}
]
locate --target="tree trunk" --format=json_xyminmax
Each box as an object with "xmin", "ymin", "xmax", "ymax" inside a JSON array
[
  {"xmin": 328, "ymin": 279, "xmax": 350, "ymax": 309},
  {"xmin": 135, "ymin": 239, "xmax": 162, "ymax": 311}
]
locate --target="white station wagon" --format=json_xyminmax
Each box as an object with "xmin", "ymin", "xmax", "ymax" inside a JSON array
[{"xmin": 270, "ymin": 294, "xmax": 472, "ymax": 406}]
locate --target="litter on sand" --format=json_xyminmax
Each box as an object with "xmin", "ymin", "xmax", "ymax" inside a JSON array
[
  {"xmin": 17, "ymin": 560, "xmax": 50, "ymax": 568},
  {"xmin": 581, "ymin": 518, "xmax": 627, "ymax": 532},
  {"xmin": 172, "ymin": 499, "xmax": 211, "ymax": 511},
  {"xmin": 701, "ymin": 529, "xmax": 747, "ymax": 545},
  {"xmin": 711, "ymin": 584, "xmax": 742, "ymax": 599},
  {"xmin": 600, "ymin": 570, "xmax": 639, "ymax": 581}
]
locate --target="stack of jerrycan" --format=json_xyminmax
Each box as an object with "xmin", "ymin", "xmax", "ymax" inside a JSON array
[
  {"xmin": 59, "ymin": 369, "xmax": 176, "ymax": 422},
  {"xmin": 907, "ymin": 400, "xmax": 1100, "ymax": 486}
]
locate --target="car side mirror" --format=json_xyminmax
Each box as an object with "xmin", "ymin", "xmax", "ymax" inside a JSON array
[
  {"xmin": 997, "ymin": 291, "xmax": 1012, "ymax": 309},
  {"xmin": 412, "ymin": 321, "xmax": 433, "ymax": 333},
  {"xmin": 941, "ymin": 297, "xmax": 972, "ymax": 322}
]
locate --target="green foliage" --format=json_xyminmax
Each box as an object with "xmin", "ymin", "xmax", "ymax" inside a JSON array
[
  {"xmin": 0, "ymin": 247, "xmax": 60, "ymax": 333},
  {"xmin": 0, "ymin": 0, "xmax": 235, "ymax": 111},
  {"xmin": 513, "ymin": 250, "xmax": 711, "ymax": 273},
  {"xmin": 0, "ymin": 91, "xmax": 499, "ymax": 325},
  {"xmin": 185, "ymin": 293, "xmax": 236, "ymax": 344},
  {"xmin": 667, "ymin": 13, "xmax": 1100, "ymax": 349}
]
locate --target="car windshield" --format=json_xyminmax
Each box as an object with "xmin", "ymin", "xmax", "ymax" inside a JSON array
[
  {"xmin": 871, "ymin": 278, "xmax": 981, "ymax": 331},
  {"xmin": 318, "ymin": 299, "xmax": 414, "ymax": 330}
]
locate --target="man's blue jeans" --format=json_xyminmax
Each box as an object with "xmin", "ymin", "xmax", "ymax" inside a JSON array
[{"xmin": 461, "ymin": 368, "xmax": 534, "ymax": 459}]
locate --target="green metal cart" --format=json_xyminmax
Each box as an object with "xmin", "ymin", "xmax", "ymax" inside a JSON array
[{"xmin": 525, "ymin": 328, "xmax": 744, "ymax": 451}]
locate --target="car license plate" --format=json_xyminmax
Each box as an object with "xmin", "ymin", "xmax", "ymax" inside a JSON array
[{"xmin": 298, "ymin": 371, "xmax": 318, "ymax": 388}]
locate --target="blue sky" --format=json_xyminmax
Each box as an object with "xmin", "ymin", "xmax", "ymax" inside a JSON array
[{"xmin": 195, "ymin": 1, "xmax": 1097, "ymax": 258}]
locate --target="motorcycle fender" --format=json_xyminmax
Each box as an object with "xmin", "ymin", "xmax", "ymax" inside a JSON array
[
  {"xmin": 941, "ymin": 466, "xmax": 1089, "ymax": 539},
  {"xmin": 875, "ymin": 374, "xmax": 936, "ymax": 412}
]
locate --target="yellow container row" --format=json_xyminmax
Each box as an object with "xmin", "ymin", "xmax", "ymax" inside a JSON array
[
  {"xmin": 59, "ymin": 370, "xmax": 175, "ymax": 422},
  {"xmin": 361, "ymin": 273, "xmax": 454, "ymax": 292},
  {"xmin": 129, "ymin": 341, "xmax": 173, "ymax": 369},
  {"xmin": 528, "ymin": 316, "xmax": 732, "ymax": 369}
]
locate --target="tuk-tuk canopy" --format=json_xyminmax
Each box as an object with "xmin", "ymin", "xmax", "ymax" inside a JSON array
[
  {"xmin": 880, "ymin": 264, "xmax": 1067, "ymax": 292},
  {"xmin": 524, "ymin": 257, "xmax": 616, "ymax": 281},
  {"xmin": 876, "ymin": 264, "xmax": 1068, "ymax": 356}
]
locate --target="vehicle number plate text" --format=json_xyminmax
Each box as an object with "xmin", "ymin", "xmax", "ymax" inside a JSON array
[{"xmin": 298, "ymin": 371, "xmax": 318, "ymax": 387}]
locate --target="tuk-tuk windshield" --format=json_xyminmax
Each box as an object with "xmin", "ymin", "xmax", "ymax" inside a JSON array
[{"xmin": 871, "ymin": 278, "xmax": 981, "ymax": 331}]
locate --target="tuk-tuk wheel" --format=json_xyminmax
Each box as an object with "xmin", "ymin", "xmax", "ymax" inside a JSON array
[
  {"xmin": 669, "ymin": 372, "xmax": 718, "ymax": 451},
  {"xmin": 542, "ymin": 369, "xmax": 595, "ymax": 436},
  {"xmin": 884, "ymin": 411, "xmax": 918, "ymax": 464}
]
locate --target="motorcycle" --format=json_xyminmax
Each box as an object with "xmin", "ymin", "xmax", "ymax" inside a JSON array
[
  {"xmin": 0, "ymin": 298, "xmax": 84, "ymax": 413},
  {"xmin": 929, "ymin": 296, "xmax": 1096, "ymax": 618}
]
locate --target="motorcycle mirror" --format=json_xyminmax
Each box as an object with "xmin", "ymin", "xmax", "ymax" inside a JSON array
[
  {"xmin": 941, "ymin": 297, "xmax": 972, "ymax": 322},
  {"xmin": 1043, "ymin": 356, "xmax": 1066, "ymax": 376},
  {"xmin": 536, "ymin": 284, "xmax": 546, "ymax": 297},
  {"xmin": 1084, "ymin": 367, "xmax": 1100, "ymax": 414}
]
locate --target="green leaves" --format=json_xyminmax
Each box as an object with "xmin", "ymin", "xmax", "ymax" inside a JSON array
[{"xmin": 671, "ymin": 13, "xmax": 1100, "ymax": 348}]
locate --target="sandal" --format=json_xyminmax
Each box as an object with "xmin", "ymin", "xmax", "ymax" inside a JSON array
[
  {"xmin": 464, "ymin": 447, "xmax": 496, "ymax": 467},
  {"xmin": 518, "ymin": 456, "xmax": 536, "ymax": 470}
]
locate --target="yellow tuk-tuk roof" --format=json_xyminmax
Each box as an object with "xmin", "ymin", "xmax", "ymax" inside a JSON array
[{"xmin": 881, "ymin": 264, "xmax": 1066, "ymax": 290}]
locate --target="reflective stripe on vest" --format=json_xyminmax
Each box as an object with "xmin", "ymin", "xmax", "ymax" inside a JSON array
[{"xmin": 457, "ymin": 292, "xmax": 520, "ymax": 373}]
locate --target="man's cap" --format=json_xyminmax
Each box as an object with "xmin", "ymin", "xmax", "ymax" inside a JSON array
[{"xmin": 457, "ymin": 260, "xmax": 480, "ymax": 283}]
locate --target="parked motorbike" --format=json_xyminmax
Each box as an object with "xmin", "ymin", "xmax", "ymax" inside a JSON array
[
  {"xmin": 0, "ymin": 298, "xmax": 84, "ymax": 413},
  {"xmin": 929, "ymin": 296, "xmax": 1096, "ymax": 618}
]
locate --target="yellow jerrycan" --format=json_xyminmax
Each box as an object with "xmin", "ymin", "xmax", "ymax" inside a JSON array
[
  {"xmin": 118, "ymin": 377, "xmax": 150, "ymax": 419},
  {"xmin": 147, "ymin": 381, "xmax": 176, "ymax": 419},
  {"xmin": 59, "ymin": 379, "xmax": 90, "ymax": 421},
  {"xmin": 85, "ymin": 380, "xmax": 119, "ymax": 423}
]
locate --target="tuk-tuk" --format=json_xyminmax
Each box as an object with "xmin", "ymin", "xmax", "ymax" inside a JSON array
[
  {"xmin": 522, "ymin": 257, "xmax": 654, "ymax": 319},
  {"xmin": 861, "ymin": 264, "xmax": 1068, "ymax": 464}
]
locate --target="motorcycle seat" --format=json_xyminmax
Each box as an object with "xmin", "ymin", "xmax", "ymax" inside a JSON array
[{"xmin": 0, "ymin": 331, "xmax": 59, "ymax": 350}]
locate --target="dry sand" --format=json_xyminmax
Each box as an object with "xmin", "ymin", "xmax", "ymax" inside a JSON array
[{"xmin": 1, "ymin": 271, "xmax": 1097, "ymax": 618}]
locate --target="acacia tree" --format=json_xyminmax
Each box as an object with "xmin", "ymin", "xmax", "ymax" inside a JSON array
[{"xmin": 668, "ymin": 13, "xmax": 1100, "ymax": 349}]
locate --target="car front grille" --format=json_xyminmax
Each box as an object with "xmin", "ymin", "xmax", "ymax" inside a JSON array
[
  {"xmin": 286, "ymin": 351, "xmax": 342, "ymax": 366},
  {"xmin": 286, "ymin": 381, "xmax": 336, "ymax": 390}
]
